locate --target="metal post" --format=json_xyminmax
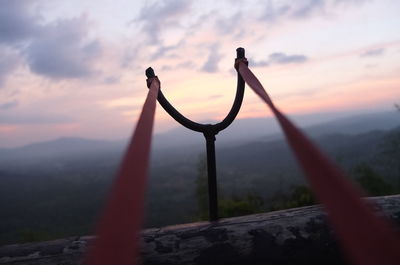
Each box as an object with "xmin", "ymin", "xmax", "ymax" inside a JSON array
[{"xmin": 204, "ymin": 131, "xmax": 218, "ymax": 221}]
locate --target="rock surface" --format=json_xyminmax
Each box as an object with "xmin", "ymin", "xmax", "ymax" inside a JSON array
[{"xmin": 1, "ymin": 195, "xmax": 400, "ymax": 265}]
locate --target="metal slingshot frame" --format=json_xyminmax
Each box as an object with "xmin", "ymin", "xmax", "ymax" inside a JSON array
[{"xmin": 146, "ymin": 47, "xmax": 247, "ymax": 221}]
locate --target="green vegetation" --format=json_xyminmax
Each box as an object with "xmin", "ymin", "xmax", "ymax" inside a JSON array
[
  {"xmin": 353, "ymin": 164, "xmax": 395, "ymax": 196},
  {"xmin": 219, "ymin": 194, "xmax": 264, "ymax": 218},
  {"xmin": 380, "ymin": 129, "xmax": 400, "ymax": 189},
  {"xmin": 19, "ymin": 229, "xmax": 53, "ymax": 243},
  {"xmin": 269, "ymin": 185, "xmax": 315, "ymax": 211}
]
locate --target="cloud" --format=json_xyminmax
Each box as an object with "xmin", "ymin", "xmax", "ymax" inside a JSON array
[
  {"xmin": 250, "ymin": 59, "xmax": 270, "ymax": 67},
  {"xmin": 251, "ymin": 52, "xmax": 308, "ymax": 67},
  {"xmin": 269, "ymin": 52, "xmax": 308, "ymax": 64},
  {"xmin": 0, "ymin": 0, "xmax": 39, "ymax": 44},
  {"xmin": 259, "ymin": 0, "xmax": 323, "ymax": 22},
  {"xmin": 201, "ymin": 45, "xmax": 223, "ymax": 73},
  {"xmin": 274, "ymin": 88, "xmax": 319, "ymax": 100},
  {"xmin": 161, "ymin": 60, "xmax": 195, "ymax": 71},
  {"xmin": 135, "ymin": 0, "xmax": 192, "ymax": 44},
  {"xmin": 0, "ymin": 2, "xmax": 101, "ymax": 80},
  {"xmin": 360, "ymin": 48, "xmax": 385, "ymax": 57},
  {"xmin": 0, "ymin": 112, "xmax": 73, "ymax": 125},
  {"xmin": 208, "ymin": 94, "xmax": 223, "ymax": 100},
  {"xmin": 260, "ymin": 1, "xmax": 291, "ymax": 22},
  {"xmin": 0, "ymin": 49, "xmax": 20, "ymax": 87},
  {"xmin": 214, "ymin": 11, "xmax": 246, "ymax": 37},
  {"xmin": 25, "ymin": 16, "xmax": 102, "ymax": 79},
  {"xmin": 151, "ymin": 40, "xmax": 185, "ymax": 60},
  {"xmin": 0, "ymin": 100, "xmax": 18, "ymax": 110},
  {"xmin": 259, "ymin": 0, "xmax": 368, "ymax": 22},
  {"xmin": 291, "ymin": 0, "xmax": 325, "ymax": 18}
]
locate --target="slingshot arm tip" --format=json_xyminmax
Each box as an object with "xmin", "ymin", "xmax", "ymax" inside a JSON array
[
  {"xmin": 236, "ymin": 47, "xmax": 245, "ymax": 59},
  {"xmin": 145, "ymin": 67, "xmax": 155, "ymax": 78}
]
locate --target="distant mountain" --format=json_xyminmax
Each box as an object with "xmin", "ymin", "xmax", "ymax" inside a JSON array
[
  {"xmin": 0, "ymin": 110, "xmax": 398, "ymax": 161},
  {"xmin": 153, "ymin": 110, "xmax": 400, "ymax": 149},
  {"xmin": 304, "ymin": 111, "xmax": 400, "ymax": 137},
  {"xmin": 0, "ymin": 135, "xmax": 188, "ymax": 169},
  {"xmin": 0, "ymin": 137, "xmax": 125, "ymax": 165}
]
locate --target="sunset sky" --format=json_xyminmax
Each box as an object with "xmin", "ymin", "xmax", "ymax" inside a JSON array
[{"xmin": 0, "ymin": 0, "xmax": 399, "ymax": 147}]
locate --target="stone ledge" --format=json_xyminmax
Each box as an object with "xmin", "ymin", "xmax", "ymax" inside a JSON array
[{"xmin": 1, "ymin": 195, "xmax": 400, "ymax": 265}]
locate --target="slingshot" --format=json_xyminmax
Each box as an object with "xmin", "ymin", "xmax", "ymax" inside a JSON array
[{"xmin": 145, "ymin": 47, "xmax": 247, "ymax": 221}]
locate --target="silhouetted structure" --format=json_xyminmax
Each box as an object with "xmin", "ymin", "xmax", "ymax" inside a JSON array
[{"xmin": 145, "ymin": 48, "xmax": 247, "ymax": 221}]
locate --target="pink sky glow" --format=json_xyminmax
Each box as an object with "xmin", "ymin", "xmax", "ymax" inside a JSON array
[{"xmin": 0, "ymin": 0, "xmax": 399, "ymax": 147}]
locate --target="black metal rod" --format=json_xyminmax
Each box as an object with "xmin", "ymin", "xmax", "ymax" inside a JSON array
[
  {"xmin": 145, "ymin": 47, "xmax": 247, "ymax": 221},
  {"xmin": 205, "ymin": 133, "xmax": 218, "ymax": 221},
  {"xmin": 214, "ymin": 47, "xmax": 246, "ymax": 132}
]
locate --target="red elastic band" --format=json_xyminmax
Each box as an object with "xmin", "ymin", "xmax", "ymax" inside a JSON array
[
  {"xmin": 84, "ymin": 78, "xmax": 160, "ymax": 265},
  {"xmin": 237, "ymin": 61, "xmax": 400, "ymax": 265}
]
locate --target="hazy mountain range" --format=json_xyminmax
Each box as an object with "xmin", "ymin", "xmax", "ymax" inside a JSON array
[{"xmin": 0, "ymin": 110, "xmax": 399, "ymax": 161}]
